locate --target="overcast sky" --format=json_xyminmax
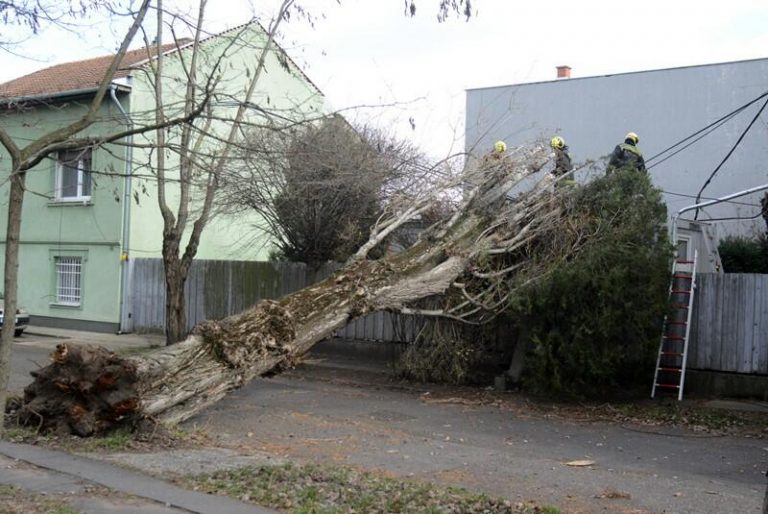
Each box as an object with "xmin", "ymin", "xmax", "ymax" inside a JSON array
[{"xmin": 2, "ymin": 0, "xmax": 767, "ymax": 157}]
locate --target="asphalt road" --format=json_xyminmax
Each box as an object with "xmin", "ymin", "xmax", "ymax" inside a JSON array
[
  {"xmin": 7, "ymin": 335, "xmax": 767, "ymax": 513},
  {"xmin": 188, "ymin": 354, "xmax": 767, "ymax": 514},
  {"xmin": 8, "ymin": 337, "xmax": 55, "ymax": 392}
]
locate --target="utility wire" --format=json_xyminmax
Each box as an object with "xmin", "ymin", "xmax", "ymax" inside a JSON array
[
  {"xmin": 645, "ymin": 89, "xmax": 768, "ymax": 165},
  {"xmin": 692, "ymin": 211, "xmax": 764, "ymax": 223},
  {"xmin": 662, "ymin": 189, "xmax": 760, "ymax": 208},
  {"xmin": 694, "ymin": 96, "xmax": 768, "ymax": 220},
  {"xmin": 647, "ymin": 113, "xmax": 739, "ymax": 170}
]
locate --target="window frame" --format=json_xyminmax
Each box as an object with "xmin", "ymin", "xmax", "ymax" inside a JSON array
[
  {"xmin": 49, "ymin": 249, "xmax": 87, "ymax": 309},
  {"xmin": 676, "ymin": 235, "xmax": 692, "ymax": 261},
  {"xmin": 55, "ymin": 148, "xmax": 93, "ymax": 202}
]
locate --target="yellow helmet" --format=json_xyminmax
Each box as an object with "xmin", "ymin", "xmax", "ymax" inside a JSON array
[
  {"xmin": 550, "ymin": 136, "xmax": 565, "ymax": 149},
  {"xmin": 494, "ymin": 140, "xmax": 507, "ymax": 153},
  {"xmin": 625, "ymin": 132, "xmax": 639, "ymax": 144}
]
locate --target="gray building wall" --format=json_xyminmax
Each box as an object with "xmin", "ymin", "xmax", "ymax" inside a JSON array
[{"xmin": 465, "ymin": 58, "xmax": 768, "ymax": 238}]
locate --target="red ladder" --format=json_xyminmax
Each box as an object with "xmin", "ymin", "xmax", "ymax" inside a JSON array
[{"xmin": 651, "ymin": 250, "xmax": 697, "ymax": 400}]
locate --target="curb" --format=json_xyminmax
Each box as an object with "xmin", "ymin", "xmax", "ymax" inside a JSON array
[{"xmin": 0, "ymin": 441, "xmax": 276, "ymax": 514}]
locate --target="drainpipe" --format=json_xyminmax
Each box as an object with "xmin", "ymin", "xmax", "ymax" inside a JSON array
[{"xmin": 110, "ymin": 85, "xmax": 134, "ymax": 333}]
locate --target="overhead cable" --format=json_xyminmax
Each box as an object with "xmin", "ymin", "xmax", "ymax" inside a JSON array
[{"xmin": 694, "ymin": 96, "xmax": 768, "ymax": 219}]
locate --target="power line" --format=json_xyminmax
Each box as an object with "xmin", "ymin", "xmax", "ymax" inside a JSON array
[
  {"xmin": 645, "ymin": 88, "xmax": 768, "ymax": 165},
  {"xmin": 694, "ymin": 96, "xmax": 768, "ymax": 220},
  {"xmin": 683, "ymin": 211, "xmax": 764, "ymax": 223},
  {"xmin": 661, "ymin": 189, "xmax": 760, "ymax": 208},
  {"xmin": 647, "ymin": 112, "xmax": 738, "ymax": 171}
]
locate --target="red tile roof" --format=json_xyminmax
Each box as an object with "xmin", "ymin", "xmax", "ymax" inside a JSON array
[{"xmin": 0, "ymin": 43, "xmax": 182, "ymax": 99}]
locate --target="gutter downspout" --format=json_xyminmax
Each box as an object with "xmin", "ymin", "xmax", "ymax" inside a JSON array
[
  {"xmin": 110, "ymin": 85, "xmax": 134, "ymax": 333},
  {"xmin": 671, "ymin": 182, "xmax": 768, "ymax": 271}
]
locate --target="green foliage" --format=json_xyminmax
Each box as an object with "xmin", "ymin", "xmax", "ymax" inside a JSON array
[
  {"xmin": 717, "ymin": 234, "xmax": 768, "ymax": 273},
  {"xmin": 508, "ymin": 171, "xmax": 672, "ymax": 399}
]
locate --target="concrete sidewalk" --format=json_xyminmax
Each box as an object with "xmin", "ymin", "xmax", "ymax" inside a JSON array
[
  {"xmin": 0, "ymin": 441, "xmax": 275, "ymax": 514},
  {"xmin": 23, "ymin": 325, "xmax": 165, "ymax": 351}
]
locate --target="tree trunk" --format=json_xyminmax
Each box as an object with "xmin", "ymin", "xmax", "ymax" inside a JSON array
[
  {"xmin": 11, "ymin": 147, "xmax": 588, "ymax": 434},
  {"xmin": 0, "ymin": 169, "xmax": 26, "ymax": 435},
  {"xmin": 164, "ymin": 261, "xmax": 188, "ymax": 345}
]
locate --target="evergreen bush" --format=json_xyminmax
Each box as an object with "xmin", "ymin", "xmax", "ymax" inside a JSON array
[
  {"xmin": 718, "ymin": 234, "xmax": 768, "ymax": 273},
  {"xmin": 508, "ymin": 171, "xmax": 672, "ymax": 399}
]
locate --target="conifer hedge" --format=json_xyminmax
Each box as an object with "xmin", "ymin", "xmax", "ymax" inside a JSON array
[{"xmin": 508, "ymin": 171, "xmax": 672, "ymax": 399}]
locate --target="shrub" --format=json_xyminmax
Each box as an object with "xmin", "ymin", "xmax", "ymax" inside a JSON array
[
  {"xmin": 507, "ymin": 171, "xmax": 672, "ymax": 399},
  {"xmin": 395, "ymin": 319, "xmax": 504, "ymax": 385},
  {"xmin": 718, "ymin": 234, "xmax": 768, "ymax": 273}
]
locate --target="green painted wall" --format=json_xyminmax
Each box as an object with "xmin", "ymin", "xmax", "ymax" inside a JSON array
[
  {"xmin": 0, "ymin": 97, "xmax": 129, "ymax": 325},
  {"xmin": 0, "ymin": 23, "xmax": 327, "ymax": 330},
  {"xmin": 126, "ymin": 24, "xmax": 327, "ymax": 261}
]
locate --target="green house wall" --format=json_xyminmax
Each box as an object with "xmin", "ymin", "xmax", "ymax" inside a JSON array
[
  {"xmin": 0, "ymin": 97, "xmax": 129, "ymax": 331},
  {"xmin": 0, "ymin": 24, "xmax": 327, "ymax": 332}
]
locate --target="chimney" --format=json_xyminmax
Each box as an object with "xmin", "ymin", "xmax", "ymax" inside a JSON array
[{"xmin": 556, "ymin": 65, "xmax": 571, "ymax": 79}]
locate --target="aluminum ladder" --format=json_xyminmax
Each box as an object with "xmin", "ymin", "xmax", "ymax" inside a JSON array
[{"xmin": 651, "ymin": 250, "xmax": 697, "ymax": 400}]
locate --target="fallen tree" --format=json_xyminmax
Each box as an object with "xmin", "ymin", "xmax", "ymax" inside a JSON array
[{"xmin": 10, "ymin": 145, "xmax": 617, "ymax": 435}]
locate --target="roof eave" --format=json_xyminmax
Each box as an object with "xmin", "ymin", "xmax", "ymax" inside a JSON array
[{"xmin": 0, "ymin": 83, "xmax": 131, "ymax": 106}]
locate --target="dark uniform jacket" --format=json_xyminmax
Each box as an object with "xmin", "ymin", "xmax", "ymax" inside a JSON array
[
  {"xmin": 553, "ymin": 147, "xmax": 573, "ymax": 177},
  {"xmin": 607, "ymin": 143, "xmax": 646, "ymax": 173}
]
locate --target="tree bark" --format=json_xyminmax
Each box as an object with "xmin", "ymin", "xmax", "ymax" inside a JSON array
[
  {"xmin": 12, "ymin": 147, "xmax": 590, "ymax": 434},
  {"xmin": 0, "ymin": 167, "xmax": 26, "ymax": 434},
  {"xmin": 163, "ymin": 257, "xmax": 188, "ymax": 345}
]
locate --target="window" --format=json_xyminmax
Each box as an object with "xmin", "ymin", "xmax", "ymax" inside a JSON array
[
  {"xmin": 55, "ymin": 256, "xmax": 82, "ymax": 305},
  {"xmin": 676, "ymin": 238, "xmax": 690, "ymax": 261},
  {"xmin": 56, "ymin": 149, "xmax": 92, "ymax": 201}
]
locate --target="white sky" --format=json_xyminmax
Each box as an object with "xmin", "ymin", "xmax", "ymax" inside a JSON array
[{"xmin": 2, "ymin": 0, "xmax": 767, "ymax": 158}]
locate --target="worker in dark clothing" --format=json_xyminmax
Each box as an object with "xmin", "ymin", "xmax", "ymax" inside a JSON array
[
  {"xmin": 607, "ymin": 132, "xmax": 646, "ymax": 174},
  {"xmin": 550, "ymin": 136, "xmax": 573, "ymax": 176},
  {"xmin": 550, "ymin": 135, "xmax": 574, "ymax": 188}
]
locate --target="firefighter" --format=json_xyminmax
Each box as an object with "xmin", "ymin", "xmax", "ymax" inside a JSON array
[
  {"xmin": 493, "ymin": 140, "xmax": 507, "ymax": 158},
  {"xmin": 550, "ymin": 135, "xmax": 573, "ymax": 178},
  {"xmin": 607, "ymin": 132, "xmax": 646, "ymax": 174}
]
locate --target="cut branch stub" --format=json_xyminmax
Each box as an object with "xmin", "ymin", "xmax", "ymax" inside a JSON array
[{"xmin": 193, "ymin": 299, "xmax": 297, "ymax": 369}]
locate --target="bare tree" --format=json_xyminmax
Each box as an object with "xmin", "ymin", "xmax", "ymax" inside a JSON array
[
  {"xmin": 0, "ymin": 0, "xmax": 108, "ymax": 49},
  {"xmin": 221, "ymin": 116, "xmax": 434, "ymax": 268},
  {"xmin": 136, "ymin": 0, "xmax": 321, "ymax": 344},
  {"xmin": 0, "ymin": 0, "xmax": 299, "ymax": 420},
  {"xmin": 10, "ymin": 145, "xmax": 630, "ymax": 434},
  {"xmin": 0, "ymin": 0, "xmax": 154, "ymax": 433}
]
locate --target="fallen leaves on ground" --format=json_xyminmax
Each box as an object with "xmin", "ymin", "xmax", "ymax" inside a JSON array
[{"xmin": 181, "ymin": 462, "xmax": 555, "ymax": 513}]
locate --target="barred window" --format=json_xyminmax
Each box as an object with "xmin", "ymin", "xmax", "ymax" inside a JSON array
[{"xmin": 55, "ymin": 256, "xmax": 82, "ymax": 305}]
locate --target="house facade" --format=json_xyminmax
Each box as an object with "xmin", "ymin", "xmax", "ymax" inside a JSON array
[
  {"xmin": 465, "ymin": 57, "xmax": 768, "ymax": 271},
  {"xmin": 0, "ymin": 24, "xmax": 326, "ymax": 332}
]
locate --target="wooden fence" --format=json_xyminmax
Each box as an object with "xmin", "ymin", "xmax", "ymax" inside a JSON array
[
  {"xmin": 688, "ymin": 273, "xmax": 768, "ymax": 375},
  {"xmin": 128, "ymin": 260, "xmax": 768, "ymax": 375},
  {"xmin": 127, "ymin": 258, "xmax": 419, "ymax": 341}
]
